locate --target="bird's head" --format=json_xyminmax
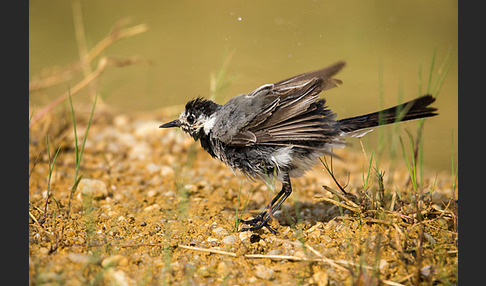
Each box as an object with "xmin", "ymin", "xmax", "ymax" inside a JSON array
[{"xmin": 159, "ymin": 97, "xmax": 220, "ymax": 140}]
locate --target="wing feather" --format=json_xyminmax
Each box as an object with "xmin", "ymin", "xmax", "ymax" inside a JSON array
[{"xmin": 226, "ymin": 61, "xmax": 346, "ymax": 147}]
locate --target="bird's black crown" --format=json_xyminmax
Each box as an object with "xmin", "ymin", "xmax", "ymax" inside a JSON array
[{"xmin": 184, "ymin": 97, "xmax": 220, "ymax": 118}]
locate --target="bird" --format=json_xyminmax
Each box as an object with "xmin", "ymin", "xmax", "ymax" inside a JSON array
[{"xmin": 159, "ymin": 61, "xmax": 438, "ymax": 234}]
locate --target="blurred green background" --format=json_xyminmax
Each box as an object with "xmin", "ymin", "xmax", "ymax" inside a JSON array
[{"xmin": 29, "ymin": 0, "xmax": 458, "ymax": 172}]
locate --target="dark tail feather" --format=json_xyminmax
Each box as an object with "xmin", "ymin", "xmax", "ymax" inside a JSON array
[{"xmin": 338, "ymin": 95, "xmax": 438, "ymax": 136}]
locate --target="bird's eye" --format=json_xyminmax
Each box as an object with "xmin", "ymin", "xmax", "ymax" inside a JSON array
[{"xmin": 187, "ymin": 114, "xmax": 195, "ymax": 124}]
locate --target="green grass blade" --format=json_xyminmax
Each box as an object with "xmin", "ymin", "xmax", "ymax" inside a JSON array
[
  {"xmin": 46, "ymin": 135, "xmax": 51, "ymax": 171},
  {"xmin": 408, "ymin": 134, "xmax": 417, "ymax": 191},
  {"xmin": 209, "ymin": 48, "xmax": 235, "ymax": 102},
  {"xmin": 362, "ymin": 152, "xmax": 374, "ymax": 190},
  {"xmin": 399, "ymin": 136, "xmax": 417, "ymax": 191},
  {"xmin": 66, "ymin": 91, "xmax": 97, "ymax": 216},
  {"xmin": 234, "ymin": 179, "xmax": 251, "ymax": 230},
  {"xmin": 29, "ymin": 106, "xmax": 36, "ymax": 126},
  {"xmin": 68, "ymin": 89, "xmax": 79, "ymax": 167},
  {"xmin": 71, "ymin": 174, "xmax": 84, "ymax": 195},
  {"xmin": 426, "ymin": 48, "xmax": 437, "ymax": 94},
  {"xmin": 431, "ymin": 48, "xmax": 454, "ymax": 98},
  {"xmin": 45, "ymin": 134, "xmax": 61, "ymax": 218},
  {"xmin": 78, "ymin": 93, "xmax": 98, "ymax": 169},
  {"xmin": 416, "ymin": 119, "xmax": 425, "ymax": 189}
]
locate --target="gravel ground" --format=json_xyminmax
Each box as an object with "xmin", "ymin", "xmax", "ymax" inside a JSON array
[{"xmin": 29, "ymin": 107, "xmax": 458, "ymax": 285}]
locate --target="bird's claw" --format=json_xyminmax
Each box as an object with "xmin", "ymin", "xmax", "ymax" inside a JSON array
[{"xmin": 237, "ymin": 213, "xmax": 277, "ymax": 234}]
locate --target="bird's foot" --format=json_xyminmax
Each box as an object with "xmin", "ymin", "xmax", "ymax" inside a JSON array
[{"xmin": 237, "ymin": 212, "xmax": 277, "ymax": 234}]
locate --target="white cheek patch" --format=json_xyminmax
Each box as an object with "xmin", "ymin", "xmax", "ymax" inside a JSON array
[{"xmin": 203, "ymin": 115, "xmax": 217, "ymax": 135}]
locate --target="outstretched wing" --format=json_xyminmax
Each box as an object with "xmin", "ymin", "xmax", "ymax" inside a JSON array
[{"xmin": 227, "ymin": 61, "xmax": 346, "ymax": 147}]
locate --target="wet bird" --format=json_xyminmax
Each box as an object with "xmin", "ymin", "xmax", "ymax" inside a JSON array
[{"xmin": 159, "ymin": 61, "xmax": 438, "ymax": 233}]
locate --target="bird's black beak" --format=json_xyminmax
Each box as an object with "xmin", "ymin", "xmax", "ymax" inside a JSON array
[{"xmin": 159, "ymin": 119, "xmax": 181, "ymax": 128}]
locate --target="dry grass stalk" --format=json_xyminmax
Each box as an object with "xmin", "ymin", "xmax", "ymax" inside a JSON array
[
  {"xmin": 313, "ymin": 195, "xmax": 360, "ymax": 213},
  {"xmin": 72, "ymin": 1, "xmax": 96, "ymax": 101},
  {"xmin": 29, "ymin": 18, "xmax": 148, "ymax": 92},
  {"xmin": 177, "ymin": 242, "xmax": 351, "ymax": 273},
  {"xmin": 29, "ymin": 16, "xmax": 148, "ymax": 128},
  {"xmin": 29, "ymin": 57, "xmax": 140, "ymax": 127},
  {"xmin": 322, "ymin": 185, "xmax": 360, "ymax": 208},
  {"xmin": 177, "ymin": 244, "xmax": 237, "ymax": 257},
  {"xmin": 274, "ymin": 238, "xmax": 350, "ymax": 272},
  {"xmin": 29, "ymin": 211, "xmax": 42, "ymax": 228}
]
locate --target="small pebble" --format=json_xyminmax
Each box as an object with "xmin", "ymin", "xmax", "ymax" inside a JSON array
[
  {"xmin": 294, "ymin": 250, "xmax": 306, "ymax": 258},
  {"xmin": 239, "ymin": 231, "xmax": 251, "ymax": 242},
  {"xmin": 255, "ymin": 264, "xmax": 274, "ymax": 280},
  {"xmin": 216, "ymin": 261, "xmax": 230, "ymax": 276},
  {"xmin": 146, "ymin": 163, "xmax": 161, "ymax": 174},
  {"xmin": 128, "ymin": 142, "xmax": 151, "ymax": 161},
  {"xmin": 147, "ymin": 189, "xmax": 158, "ymax": 198},
  {"xmin": 163, "ymin": 190, "xmax": 175, "ymax": 197},
  {"xmin": 267, "ymin": 249, "xmax": 281, "ymax": 255},
  {"xmin": 160, "ymin": 166, "xmax": 174, "ymax": 177},
  {"xmin": 113, "ymin": 115, "xmax": 129, "ymax": 128},
  {"xmin": 197, "ymin": 266, "xmax": 211, "ymax": 277},
  {"xmin": 222, "ymin": 234, "xmax": 237, "ymax": 245},
  {"xmin": 143, "ymin": 204, "xmax": 160, "ymax": 212},
  {"xmin": 102, "ymin": 255, "xmax": 128, "ymax": 268},
  {"xmin": 78, "ymin": 178, "xmax": 108, "ymax": 198},
  {"xmin": 421, "ymin": 265, "xmax": 435, "ymax": 278},
  {"xmin": 212, "ymin": 227, "xmax": 228, "ymax": 236},
  {"xmin": 105, "ymin": 268, "xmax": 134, "ymax": 286},
  {"xmin": 282, "ymin": 242, "xmax": 293, "ymax": 250},
  {"xmin": 67, "ymin": 253, "xmax": 90, "ymax": 264},
  {"xmin": 312, "ymin": 271, "xmax": 329, "ymax": 286},
  {"xmin": 379, "ymin": 259, "xmax": 389, "ymax": 271}
]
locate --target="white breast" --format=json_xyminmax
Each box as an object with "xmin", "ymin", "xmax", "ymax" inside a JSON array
[{"xmin": 203, "ymin": 115, "xmax": 217, "ymax": 135}]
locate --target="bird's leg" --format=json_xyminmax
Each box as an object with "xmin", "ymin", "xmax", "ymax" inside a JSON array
[
  {"xmin": 238, "ymin": 193, "xmax": 281, "ymax": 228},
  {"xmin": 238, "ymin": 175, "xmax": 292, "ymax": 234},
  {"xmin": 239, "ymin": 187, "xmax": 285, "ymax": 225}
]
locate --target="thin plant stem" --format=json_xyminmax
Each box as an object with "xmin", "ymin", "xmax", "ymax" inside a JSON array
[
  {"xmin": 66, "ymin": 91, "xmax": 98, "ymax": 220},
  {"xmin": 52, "ymin": 91, "xmax": 97, "ymax": 253},
  {"xmin": 319, "ymin": 156, "xmax": 349, "ymax": 195},
  {"xmin": 29, "ymin": 106, "xmax": 36, "ymax": 126},
  {"xmin": 29, "ymin": 18, "xmax": 147, "ymax": 92},
  {"xmin": 209, "ymin": 48, "xmax": 236, "ymax": 102},
  {"xmin": 425, "ymin": 48, "xmax": 437, "ymax": 95},
  {"xmin": 399, "ymin": 135, "xmax": 417, "ymax": 192},
  {"xmin": 44, "ymin": 135, "xmax": 61, "ymax": 220}
]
